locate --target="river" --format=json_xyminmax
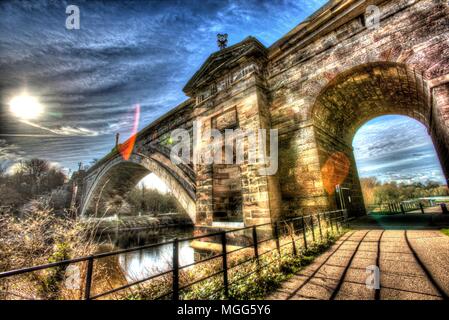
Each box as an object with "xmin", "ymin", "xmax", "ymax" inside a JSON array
[{"xmin": 96, "ymin": 227, "xmax": 196, "ymax": 282}]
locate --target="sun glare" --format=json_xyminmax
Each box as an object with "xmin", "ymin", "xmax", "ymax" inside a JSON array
[{"xmin": 9, "ymin": 95, "xmax": 44, "ymax": 120}]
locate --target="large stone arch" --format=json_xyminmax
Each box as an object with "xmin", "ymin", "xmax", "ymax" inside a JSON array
[
  {"xmin": 80, "ymin": 152, "xmax": 196, "ymax": 222},
  {"xmin": 311, "ymin": 62, "xmax": 430, "ymax": 141},
  {"xmin": 309, "ymin": 61, "xmax": 449, "ymax": 217}
]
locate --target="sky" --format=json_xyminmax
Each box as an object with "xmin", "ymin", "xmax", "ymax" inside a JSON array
[
  {"xmin": 0, "ymin": 0, "xmax": 446, "ymax": 189},
  {"xmin": 353, "ymin": 115, "xmax": 446, "ymax": 185}
]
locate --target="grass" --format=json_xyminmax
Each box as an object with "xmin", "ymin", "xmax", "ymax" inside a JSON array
[
  {"xmin": 1, "ymin": 202, "xmax": 348, "ymax": 300},
  {"xmin": 0, "ymin": 200, "xmax": 120, "ymax": 300},
  {"xmin": 126, "ymin": 227, "xmax": 349, "ymax": 300},
  {"xmin": 441, "ymin": 229, "xmax": 449, "ymax": 237},
  {"xmin": 369, "ymin": 211, "xmax": 399, "ymax": 216}
]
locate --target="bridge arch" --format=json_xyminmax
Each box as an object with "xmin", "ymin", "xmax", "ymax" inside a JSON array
[
  {"xmin": 310, "ymin": 61, "xmax": 449, "ymax": 216},
  {"xmin": 80, "ymin": 152, "xmax": 196, "ymax": 222}
]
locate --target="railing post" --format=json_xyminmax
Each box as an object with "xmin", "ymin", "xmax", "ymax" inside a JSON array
[
  {"xmin": 172, "ymin": 238, "xmax": 179, "ymax": 301},
  {"xmin": 441, "ymin": 203, "xmax": 449, "ymax": 215},
  {"xmin": 252, "ymin": 226, "xmax": 259, "ymax": 263},
  {"xmin": 420, "ymin": 202, "xmax": 425, "ymax": 214},
  {"xmin": 301, "ymin": 216, "xmax": 308, "ymax": 251},
  {"xmin": 221, "ymin": 232, "xmax": 229, "ymax": 299},
  {"xmin": 400, "ymin": 203, "xmax": 405, "ymax": 215},
  {"xmin": 84, "ymin": 256, "xmax": 94, "ymax": 300},
  {"xmin": 317, "ymin": 213, "xmax": 323, "ymax": 241},
  {"xmin": 329, "ymin": 212, "xmax": 334, "ymax": 234},
  {"xmin": 343, "ymin": 209, "xmax": 349, "ymax": 228},
  {"xmin": 310, "ymin": 216, "xmax": 316, "ymax": 243},
  {"xmin": 290, "ymin": 222, "xmax": 297, "ymax": 256},
  {"xmin": 274, "ymin": 221, "xmax": 281, "ymax": 255},
  {"xmin": 335, "ymin": 213, "xmax": 340, "ymax": 233}
]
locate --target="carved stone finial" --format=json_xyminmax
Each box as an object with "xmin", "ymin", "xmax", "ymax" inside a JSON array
[{"xmin": 217, "ymin": 33, "xmax": 228, "ymax": 50}]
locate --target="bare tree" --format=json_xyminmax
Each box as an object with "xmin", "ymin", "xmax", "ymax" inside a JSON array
[
  {"xmin": 19, "ymin": 159, "xmax": 49, "ymax": 179},
  {"xmin": 17, "ymin": 159, "xmax": 50, "ymax": 194}
]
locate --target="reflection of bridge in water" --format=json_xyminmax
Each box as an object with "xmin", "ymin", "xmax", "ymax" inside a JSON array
[{"xmin": 72, "ymin": 0, "xmax": 449, "ymax": 229}]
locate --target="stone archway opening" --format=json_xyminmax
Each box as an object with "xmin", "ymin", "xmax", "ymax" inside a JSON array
[
  {"xmin": 81, "ymin": 154, "xmax": 196, "ymax": 222},
  {"xmin": 84, "ymin": 161, "xmax": 152, "ymax": 217},
  {"xmin": 311, "ymin": 62, "xmax": 449, "ymax": 217},
  {"xmin": 353, "ymin": 115, "xmax": 447, "ymax": 210}
]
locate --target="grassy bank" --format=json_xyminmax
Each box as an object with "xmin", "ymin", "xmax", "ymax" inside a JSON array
[
  {"xmin": 1, "ymin": 202, "xmax": 347, "ymax": 300},
  {"xmin": 126, "ymin": 228, "xmax": 348, "ymax": 300},
  {"xmin": 80, "ymin": 213, "xmax": 192, "ymax": 232},
  {"xmin": 0, "ymin": 203, "xmax": 101, "ymax": 299}
]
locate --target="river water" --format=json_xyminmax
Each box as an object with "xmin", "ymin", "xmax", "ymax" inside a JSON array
[{"xmin": 97, "ymin": 227, "xmax": 196, "ymax": 282}]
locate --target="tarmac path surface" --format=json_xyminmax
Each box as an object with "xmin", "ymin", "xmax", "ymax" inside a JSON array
[{"xmin": 267, "ymin": 229, "xmax": 449, "ymax": 300}]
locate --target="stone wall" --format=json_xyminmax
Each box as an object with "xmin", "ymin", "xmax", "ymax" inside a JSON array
[
  {"xmin": 431, "ymin": 83, "xmax": 449, "ymax": 182},
  {"xmin": 265, "ymin": 0, "xmax": 449, "ymax": 217},
  {"xmin": 82, "ymin": 0, "xmax": 449, "ymax": 226}
]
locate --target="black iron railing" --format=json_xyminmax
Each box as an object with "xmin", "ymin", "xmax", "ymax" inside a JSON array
[
  {"xmin": 368, "ymin": 200, "xmax": 434, "ymax": 215},
  {"xmin": 0, "ymin": 210, "xmax": 347, "ymax": 300}
]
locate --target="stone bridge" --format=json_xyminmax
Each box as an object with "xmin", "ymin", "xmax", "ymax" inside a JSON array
[{"xmin": 77, "ymin": 0, "xmax": 449, "ymax": 227}]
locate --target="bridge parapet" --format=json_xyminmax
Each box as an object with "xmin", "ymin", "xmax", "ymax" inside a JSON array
[{"xmin": 80, "ymin": 0, "xmax": 449, "ymax": 226}]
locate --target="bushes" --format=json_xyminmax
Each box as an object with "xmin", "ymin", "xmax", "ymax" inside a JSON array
[
  {"xmin": 37, "ymin": 243, "xmax": 72, "ymax": 299},
  {"xmin": 0, "ymin": 158, "xmax": 67, "ymax": 212},
  {"xmin": 441, "ymin": 229, "xmax": 449, "ymax": 237},
  {"xmin": 360, "ymin": 177, "xmax": 449, "ymax": 207},
  {"xmin": 1, "ymin": 195, "xmax": 345, "ymax": 301},
  {"xmin": 114, "ymin": 225, "xmax": 344, "ymax": 301},
  {"xmin": 0, "ymin": 202, "xmax": 98, "ymax": 299},
  {"xmin": 184, "ymin": 233, "xmax": 339, "ymax": 300},
  {"xmin": 127, "ymin": 186, "xmax": 183, "ymax": 215}
]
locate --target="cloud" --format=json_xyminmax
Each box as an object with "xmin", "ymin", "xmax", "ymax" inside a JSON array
[
  {"xmin": 19, "ymin": 120, "xmax": 101, "ymax": 137},
  {"xmin": 0, "ymin": 0, "xmax": 327, "ymax": 171},
  {"xmin": 0, "ymin": 2, "xmax": 444, "ymax": 188},
  {"xmin": 353, "ymin": 115, "xmax": 446, "ymax": 184},
  {"xmin": 0, "ymin": 139, "xmax": 25, "ymax": 171}
]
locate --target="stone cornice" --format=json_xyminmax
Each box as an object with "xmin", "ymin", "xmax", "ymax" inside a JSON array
[
  {"xmin": 183, "ymin": 36, "xmax": 267, "ymax": 96},
  {"xmin": 268, "ymin": 0, "xmax": 386, "ymax": 62}
]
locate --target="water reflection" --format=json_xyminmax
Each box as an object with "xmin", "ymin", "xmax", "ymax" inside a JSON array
[{"xmin": 97, "ymin": 227, "xmax": 195, "ymax": 282}]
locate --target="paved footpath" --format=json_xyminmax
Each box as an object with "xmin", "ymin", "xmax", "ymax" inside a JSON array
[{"xmin": 267, "ymin": 230, "xmax": 449, "ymax": 300}]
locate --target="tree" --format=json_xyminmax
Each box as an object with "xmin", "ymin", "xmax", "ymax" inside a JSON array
[
  {"xmin": 127, "ymin": 185, "xmax": 181, "ymax": 215},
  {"xmin": 360, "ymin": 177, "xmax": 449, "ymax": 205},
  {"xmin": 19, "ymin": 159, "xmax": 49, "ymax": 178},
  {"xmin": 17, "ymin": 159, "xmax": 50, "ymax": 194},
  {"xmin": 360, "ymin": 177, "xmax": 379, "ymax": 205},
  {"xmin": 0, "ymin": 158, "xmax": 67, "ymax": 212}
]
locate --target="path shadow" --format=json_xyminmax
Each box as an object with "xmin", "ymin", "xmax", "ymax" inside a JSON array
[{"xmin": 350, "ymin": 214, "xmax": 449, "ymax": 230}]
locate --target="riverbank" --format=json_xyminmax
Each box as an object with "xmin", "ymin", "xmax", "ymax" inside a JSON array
[{"xmin": 81, "ymin": 213, "xmax": 193, "ymax": 233}]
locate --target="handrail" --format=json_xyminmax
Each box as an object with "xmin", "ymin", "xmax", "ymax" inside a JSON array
[{"xmin": 0, "ymin": 209, "xmax": 347, "ymax": 300}]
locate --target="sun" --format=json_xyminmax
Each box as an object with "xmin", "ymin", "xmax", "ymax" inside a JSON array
[{"xmin": 9, "ymin": 94, "xmax": 44, "ymax": 120}]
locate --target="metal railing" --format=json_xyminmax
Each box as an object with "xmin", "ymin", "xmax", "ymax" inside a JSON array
[
  {"xmin": 0, "ymin": 210, "xmax": 347, "ymax": 300},
  {"xmin": 369, "ymin": 200, "xmax": 432, "ymax": 215}
]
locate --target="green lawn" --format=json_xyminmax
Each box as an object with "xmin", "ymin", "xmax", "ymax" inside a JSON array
[{"xmin": 441, "ymin": 229, "xmax": 449, "ymax": 237}]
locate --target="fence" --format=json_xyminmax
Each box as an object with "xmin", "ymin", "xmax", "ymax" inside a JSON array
[
  {"xmin": 368, "ymin": 200, "xmax": 432, "ymax": 215},
  {"xmin": 0, "ymin": 210, "xmax": 347, "ymax": 300}
]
